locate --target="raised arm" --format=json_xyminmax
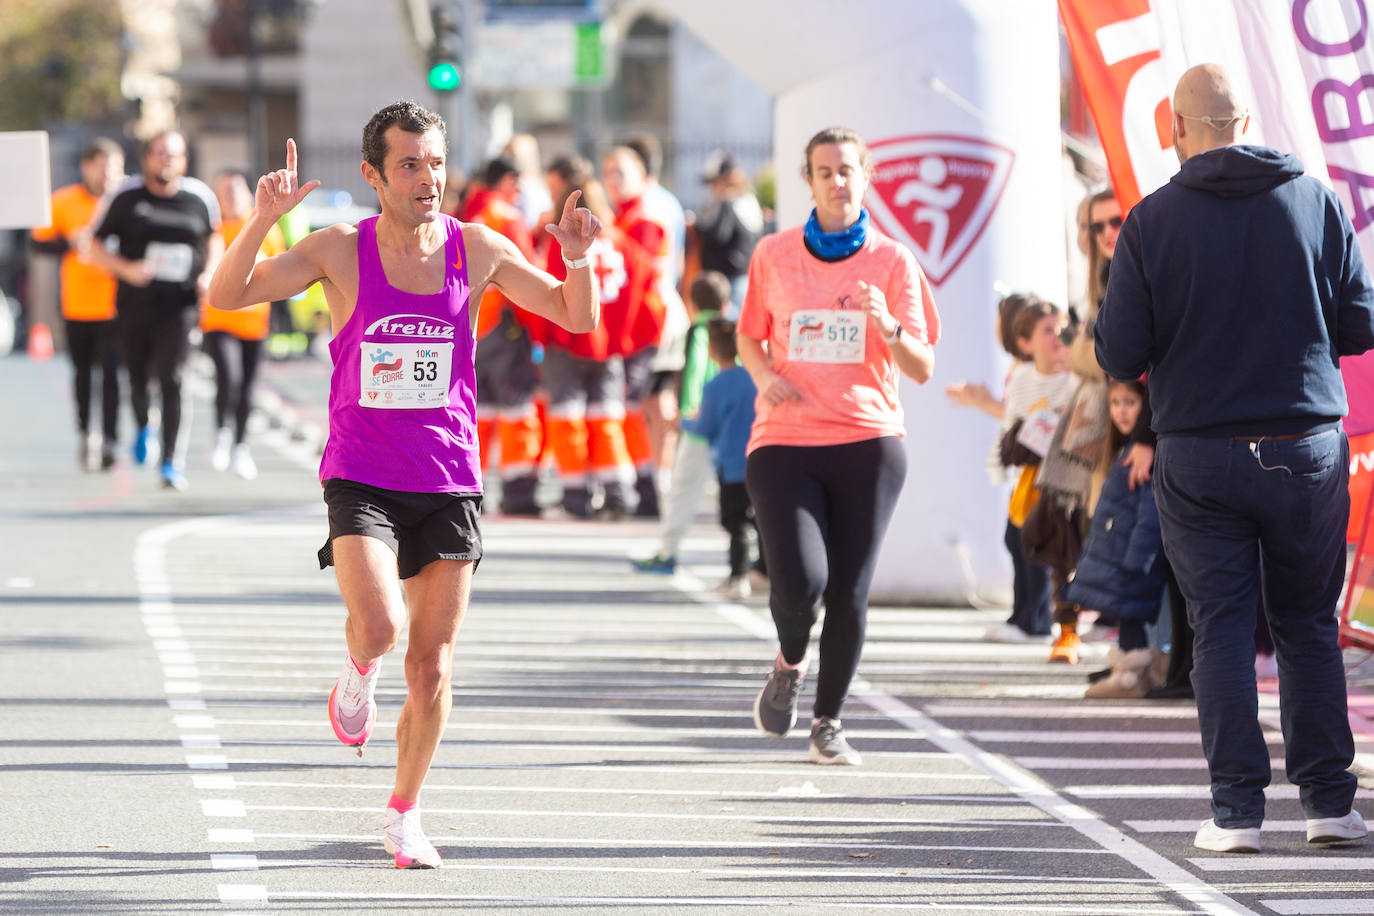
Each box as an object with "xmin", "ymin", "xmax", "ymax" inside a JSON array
[
  {"xmin": 207, "ymin": 138, "xmax": 324, "ymax": 311},
  {"xmin": 480, "ymin": 190, "xmax": 601, "ymax": 332}
]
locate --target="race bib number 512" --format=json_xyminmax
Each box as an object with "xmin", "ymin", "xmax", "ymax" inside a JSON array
[{"xmin": 787, "ymin": 309, "xmax": 865, "ymax": 363}]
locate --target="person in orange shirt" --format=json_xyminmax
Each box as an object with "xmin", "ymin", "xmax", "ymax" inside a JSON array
[
  {"xmin": 201, "ymin": 169, "xmax": 287, "ymax": 479},
  {"xmin": 603, "ymin": 145, "xmax": 678, "ymax": 517},
  {"xmin": 740, "ymin": 127, "xmax": 939, "ymax": 766},
  {"xmin": 30, "ymin": 138, "xmax": 126, "ymax": 470},
  {"xmin": 532, "ymin": 173, "xmax": 652, "ymax": 518},
  {"xmin": 461, "ymin": 157, "xmax": 544, "ymax": 515}
]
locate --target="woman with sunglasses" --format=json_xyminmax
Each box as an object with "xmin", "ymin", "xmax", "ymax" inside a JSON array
[
  {"xmin": 1024, "ymin": 186, "xmax": 1160, "ymax": 666},
  {"xmin": 1084, "ymin": 188, "xmax": 1122, "ymax": 308},
  {"xmin": 740, "ymin": 126, "xmax": 939, "ymax": 765}
]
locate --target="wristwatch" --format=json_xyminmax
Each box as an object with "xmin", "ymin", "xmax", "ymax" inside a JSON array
[
  {"xmin": 885, "ymin": 323, "xmax": 903, "ymax": 344},
  {"xmin": 562, "ymin": 253, "xmax": 591, "ymax": 270}
]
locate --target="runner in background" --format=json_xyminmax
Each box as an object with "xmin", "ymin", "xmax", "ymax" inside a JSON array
[
  {"xmin": 88, "ymin": 130, "xmax": 223, "ymax": 491},
  {"xmin": 200, "ymin": 169, "xmax": 288, "ymax": 480},
  {"xmin": 30, "ymin": 137, "xmax": 126, "ymax": 471}
]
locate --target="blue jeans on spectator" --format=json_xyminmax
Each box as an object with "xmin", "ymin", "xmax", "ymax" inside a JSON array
[
  {"xmin": 1005, "ymin": 519, "xmax": 1052, "ymax": 636},
  {"xmin": 1154, "ymin": 429, "xmax": 1355, "ymax": 828}
]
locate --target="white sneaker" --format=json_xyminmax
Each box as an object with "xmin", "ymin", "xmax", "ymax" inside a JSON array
[
  {"xmin": 1307, "ymin": 809, "xmax": 1367, "ymax": 845},
  {"xmin": 983, "ymin": 623, "xmax": 1042, "ymax": 644},
  {"xmin": 720, "ymin": 576, "xmax": 751, "ymax": 600},
  {"xmin": 382, "ymin": 806, "xmax": 442, "ymax": 868},
  {"xmin": 1194, "ymin": 819, "xmax": 1261, "ymax": 853},
  {"xmin": 230, "ymin": 443, "xmax": 258, "ymax": 480},
  {"xmin": 211, "ymin": 428, "xmax": 232, "ymax": 471},
  {"xmin": 327, "ymin": 656, "xmax": 379, "ymax": 749}
]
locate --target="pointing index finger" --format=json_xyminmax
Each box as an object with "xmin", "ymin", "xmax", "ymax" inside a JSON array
[
  {"xmin": 286, "ymin": 137, "xmax": 298, "ymax": 176},
  {"xmin": 562, "ymin": 188, "xmax": 583, "ymax": 220}
]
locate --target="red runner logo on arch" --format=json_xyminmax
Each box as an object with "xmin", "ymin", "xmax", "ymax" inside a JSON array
[{"xmin": 866, "ymin": 135, "xmax": 1014, "ymax": 287}]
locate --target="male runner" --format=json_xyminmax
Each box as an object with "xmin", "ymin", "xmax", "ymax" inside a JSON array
[
  {"xmin": 207, "ymin": 101, "xmax": 599, "ymax": 869},
  {"xmin": 89, "ymin": 130, "xmax": 223, "ymax": 489}
]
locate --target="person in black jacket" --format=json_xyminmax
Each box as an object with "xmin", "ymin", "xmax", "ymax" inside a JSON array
[
  {"xmin": 693, "ymin": 150, "xmax": 763, "ymax": 315},
  {"xmin": 1096, "ymin": 63, "xmax": 1374, "ymax": 854}
]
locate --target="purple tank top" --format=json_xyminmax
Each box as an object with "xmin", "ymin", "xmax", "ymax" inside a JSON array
[{"xmin": 319, "ymin": 214, "xmax": 481, "ymax": 493}]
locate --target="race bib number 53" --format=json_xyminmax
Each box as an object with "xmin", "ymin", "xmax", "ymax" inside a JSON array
[
  {"xmin": 788, "ymin": 309, "xmax": 865, "ymax": 363},
  {"xmin": 360, "ymin": 343, "xmax": 453, "ymax": 408}
]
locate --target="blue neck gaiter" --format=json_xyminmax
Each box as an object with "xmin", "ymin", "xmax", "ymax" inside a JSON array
[{"xmin": 803, "ymin": 207, "xmax": 869, "ymax": 261}]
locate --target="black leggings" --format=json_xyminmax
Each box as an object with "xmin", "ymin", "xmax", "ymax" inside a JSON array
[
  {"xmin": 203, "ymin": 331, "xmax": 263, "ymax": 443},
  {"xmin": 65, "ymin": 317, "xmax": 120, "ymax": 439},
  {"xmin": 746, "ymin": 437, "xmax": 907, "ymax": 720},
  {"xmin": 119, "ymin": 305, "xmax": 198, "ymax": 463}
]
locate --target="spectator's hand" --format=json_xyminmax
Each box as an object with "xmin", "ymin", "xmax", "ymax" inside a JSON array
[
  {"xmin": 1122, "ymin": 442, "xmax": 1155, "ymax": 490},
  {"xmin": 545, "ymin": 189, "xmax": 602, "ymax": 259},
  {"xmin": 946, "ymin": 381, "xmax": 991, "ymax": 409},
  {"xmin": 856, "ymin": 280, "xmax": 899, "ymax": 341},
  {"xmin": 256, "ymin": 138, "xmax": 321, "ymax": 220}
]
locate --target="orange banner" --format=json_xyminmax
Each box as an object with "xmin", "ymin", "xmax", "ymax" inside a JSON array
[{"xmin": 1058, "ymin": 0, "xmax": 1174, "ymax": 212}]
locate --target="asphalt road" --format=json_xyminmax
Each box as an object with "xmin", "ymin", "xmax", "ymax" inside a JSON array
[{"xmin": 3, "ymin": 351, "xmax": 1374, "ymax": 915}]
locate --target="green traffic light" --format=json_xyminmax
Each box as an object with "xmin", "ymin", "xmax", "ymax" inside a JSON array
[{"xmin": 428, "ymin": 62, "xmax": 461, "ymax": 92}]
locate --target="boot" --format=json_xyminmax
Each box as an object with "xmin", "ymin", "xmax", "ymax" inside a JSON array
[{"xmin": 1085, "ymin": 647, "xmax": 1160, "ymax": 699}]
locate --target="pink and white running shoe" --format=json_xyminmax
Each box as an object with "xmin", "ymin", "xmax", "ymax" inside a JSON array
[
  {"xmin": 383, "ymin": 807, "xmax": 443, "ymax": 868},
  {"xmin": 327, "ymin": 656, "xmax": 379, "ymax": 749}
]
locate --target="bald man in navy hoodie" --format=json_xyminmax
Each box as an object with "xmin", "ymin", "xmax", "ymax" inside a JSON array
[{"xmin": 1096, "ymin": 63, "xmax": 1374, "ymax": 855}]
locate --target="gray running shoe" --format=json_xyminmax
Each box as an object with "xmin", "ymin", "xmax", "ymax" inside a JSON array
[
  {"xmin": 752, "ymin": 659, "xmax": 802, "ymax": 737},
  {"xmin": 809, "ymin": 717, "xmax": 862, "ymax": 766}
]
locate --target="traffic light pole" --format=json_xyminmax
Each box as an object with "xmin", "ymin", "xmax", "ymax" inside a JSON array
[{"xmin": 456, "ymin": 0, "xmax": 477, "ymax": 178}]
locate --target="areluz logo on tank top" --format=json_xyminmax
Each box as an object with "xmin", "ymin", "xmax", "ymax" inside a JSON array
[
  {"xmin": 865, "ymin": 135, "xmax": 1014, "ymax": 287},
  {"xmin": 359, "ymin": 313, "xmax": 456, "ymax": 409}
]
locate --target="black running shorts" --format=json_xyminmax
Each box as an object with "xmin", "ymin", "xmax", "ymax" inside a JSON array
[{"xmin": 318, "ymin": 478, "xmax": 483, "ymax": 580}]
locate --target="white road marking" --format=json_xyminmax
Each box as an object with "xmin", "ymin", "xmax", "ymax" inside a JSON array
[
  {"xmin": 1260, "ymin": 901, "xmax": 1374, "ymax": 914},
  {"xmin": 1128, "ymin": 820, "xmax": 1323, "ymax": 834},
  {"xmin": 1071, "ymin": 785, "xmax": 1315, "ymax": 800},
  {"xmin": 243, "ymin": 803, "xmax": 1058, "ymax": 827},
  {"xmin": 210, "ymin": 854, "xmax": 259, "ymax": 871},
  {"xmin": 216, "ymin": 884, "xmax": 267, "ymax": 904},
  {"xmin": 1191, "ymin": 858, "xmax": 1374, "ymax": 871},
  {"xmin": 971, "ymin": 730, "xmax": 1224, "ymax": 745},
  {"xmin": 201, "ymin": 799, "xmax": 247, "ymax": 817},
  {"xmin": 682, "ymin": 574, "xmax": 1259, "ymax": 916},
  {"xmin": 1016, "ymin": 757, "xmax": 1237, "ymax": 770}
]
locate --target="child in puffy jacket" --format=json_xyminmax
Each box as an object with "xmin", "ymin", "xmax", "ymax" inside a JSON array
[{"xmin": 1063, "ymin": 378, "xmax": 1167, "ymax": 698}]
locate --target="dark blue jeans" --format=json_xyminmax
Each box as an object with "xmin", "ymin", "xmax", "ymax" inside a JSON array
[
  {"xmin": 1005, "ymin": 519, "xmax": 1052, "ymax": 636},
  {"xmin": 1154, "ymin": 430, "xmax": 1355, "ymax": 828}
]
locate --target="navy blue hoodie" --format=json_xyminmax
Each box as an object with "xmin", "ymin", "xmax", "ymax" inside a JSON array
[{"xmin": 1094, "ymin": 145, "xmax": 1374, "ymax": 437}]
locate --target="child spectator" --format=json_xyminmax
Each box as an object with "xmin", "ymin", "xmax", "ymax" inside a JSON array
[
  {"xmin": 979, "ymin": 295, "xmax": 1077, "ymax": 642},
  {"xmin": 680, "ymin": 317, "xmax": 763, "ymax": 599},
  {"xmin": 632, "ymin": 271, "xmax": 730, "ymax": 573},
  {"xmin": 1064, "ymin": 378, "xmax": 1168, "ymax": 698}
]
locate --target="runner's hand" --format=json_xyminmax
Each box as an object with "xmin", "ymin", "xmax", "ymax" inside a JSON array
[
  {"xmin": 857, "ymin": 280, "xmax": 899, "ymax": 340},
  {"xmin": 758, "ymin": 370, "xmax": 802, "ymax": 407},
  {"xmin": 545, "ymin": 189, "xmax": 602, "ymax": 260},
  {"xmin": 256, "ymin": 138, "xmax": 320, "ymax": 220}
]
